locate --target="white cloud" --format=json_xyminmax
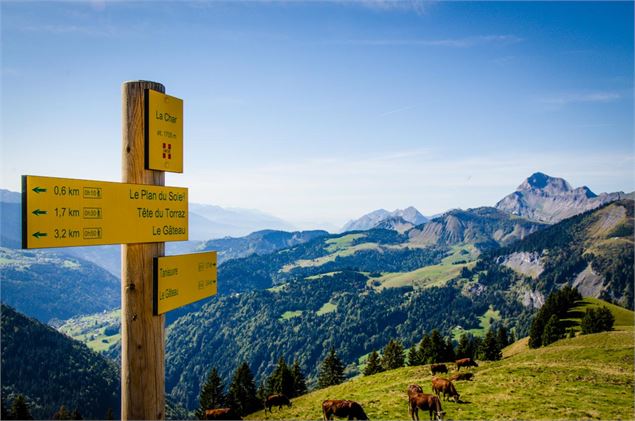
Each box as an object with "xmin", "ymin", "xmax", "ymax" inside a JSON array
[
  {"xmin": 538, "ymin": 91, "xmax": 622, "ymax": 108},
  {"xmin": 340, "ymin": 34, "xmax": 524, "ymax": 48}
]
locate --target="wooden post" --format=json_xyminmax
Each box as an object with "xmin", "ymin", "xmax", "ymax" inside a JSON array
[{"xmin": 121, "ymin": 80, "xmax": 166, "ymax": 420}]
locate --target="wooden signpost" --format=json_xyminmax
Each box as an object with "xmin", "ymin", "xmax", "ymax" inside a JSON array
[{"xmin": 21, "ymin": 80, "xmax": 214, "ymax": 420}]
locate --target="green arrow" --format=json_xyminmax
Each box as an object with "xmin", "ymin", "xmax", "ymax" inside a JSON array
[
  {"xmin": 32, "ymin": 232, "xmax": 47, "ymax": 239},
  {"xmin": 32, "ymin": 187, "xmax": 47, "ymax": 194},
  {"xmin": 32, "ymin": 209, "xmax": 47, "ymax": 216}
]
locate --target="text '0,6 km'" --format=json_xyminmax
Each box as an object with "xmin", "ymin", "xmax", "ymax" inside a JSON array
[{"xmin": 22, "ymin": 175, "xmax": 188, "ymax": 249}]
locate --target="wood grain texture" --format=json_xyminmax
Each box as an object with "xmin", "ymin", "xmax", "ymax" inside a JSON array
[{"xmin": 121, "ymin": 80, "xmax": 166, "ymax": 420}]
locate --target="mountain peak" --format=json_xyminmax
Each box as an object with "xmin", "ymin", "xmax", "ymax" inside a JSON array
[
  {"xmin": 518, "ymin": 172, "xmax": 572, "ymax": 193},
  {"xmin": 341, "ymin": 207, "xmax": 427, "ymax": 232},
  {"xmin": 497, "ymin": 172, "xmax": 620, "ymax": 223}
]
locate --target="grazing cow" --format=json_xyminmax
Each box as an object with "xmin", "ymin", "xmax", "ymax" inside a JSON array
[
  {"xmin": 409, "ymin": 393, "xmax": 444, "ymax": 421},
  {"xmin": 455, "ymin": 358, "xmax": 478, "ymax": 371},
  {"xmin": 431, "ymin": 378, "xmax": 460, "ymax": 403},
  {"xmin": 430, "ymin": 364, "xmax": 448, "ymax": 375},
  {"xmin": 204, "ymin": 408, "xmax": 242, "ymax": 420},
  {"xmin": 322, "ymin": 399, "xmax": 369, "ymax": 420},
  {"xmin": 407, "ymin": 384, "xmax": 424, "ymax": 417},
  {"xmin": 450, "ymin": 372, "xmax": 474, "ymax": 382},
  {"xmin": 265, "ymin": 394, "xmax": 292, "ymax": 413}
]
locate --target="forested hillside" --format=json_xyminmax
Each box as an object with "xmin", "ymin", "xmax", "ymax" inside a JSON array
[
  {"xmin": 488, "ymin": 199, "xmax": 634, "ymax": 308},
  {"xmin": 1, "ymin": 305, "xmax": 120, "ymax": 419},
  {"xmin": 199, "ymin": 229, "xmax": 329, "ymax": 263},
  {"xmin": 0, "ymin": 248, "xmax": 120, "ymax": 323},
  {"xmin": 164, "ymin": 267, "xmax": 530, "ymax": 409}
]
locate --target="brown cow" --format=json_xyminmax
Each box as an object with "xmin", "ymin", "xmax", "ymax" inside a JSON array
[
  {"xmin": 455, "ymin": 358, "xmax": 478, "ymax": 371},
  {"xmin": 409, "ymin": 393, "xmax": 444, "ymax": 421},
  {"xmin": 430, "ymin": 364, "xmax": 448, "ymax": 375},
  {"xmin": 322, "ymin": 399, "xmax": 369, "ymax": 420},
  {"xmin": 431, "ymin": 378, "xmax": 460, "ymax": 403},
  {"xmin": 265, "ymin": 394, "xmax": 292, "ymax": 413},
  {"xmin": 407, "ymin": 384, "xmax": 424, "ymax": 417},
  {"xmin": 450, "ymin": 372, "xmax": 474, "ymax": 381},
  {"xmin": 204, "ymin": 408, "xmax": 242, "ymax": 420}
]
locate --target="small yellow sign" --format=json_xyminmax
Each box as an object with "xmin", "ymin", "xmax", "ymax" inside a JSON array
[
  {"xmin": 146, "ymin": 89, "xmax": 183, "ymax": 173},
  {"xmin": 153, "ymin": 251, "xmax": 217, "ymax": 315},
  {"xmin": 23, "ymin": 175, "xmax": 188, "ymax": 249}
]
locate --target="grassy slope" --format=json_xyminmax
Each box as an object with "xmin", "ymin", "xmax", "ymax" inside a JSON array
[
  {"xmin": 57, "ymin": 309, "xmax": 120, "ymax": 352},
  {"xmin": 566, "ymin": 297, "xmax": 634, "ymax": 329},
  {"xmin": 369, "ymin": 244, "xmax": 478, "ymax": 290},
  {"xmin": 247, "ymin": 303, "xmax": 634, "ymax": 421}
]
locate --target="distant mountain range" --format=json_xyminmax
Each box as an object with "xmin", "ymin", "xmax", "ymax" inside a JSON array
[
  {"xmin": 199, "ymin": 229, "xmax": 329, "ymax": 263},
  {"xmin": 341, "ymin": 206, "xmax": 427, "ymax": 232},
  {"xmin": 341, "ymin": 172, "xmax": 631, "ymax": 233},
  {"xmin": 495, "ymin": 172, "xmax": 629, "ymax": 223},
  {"xmin": 189, "ymin": 203, "xmax": 295, "ymax": 239}
]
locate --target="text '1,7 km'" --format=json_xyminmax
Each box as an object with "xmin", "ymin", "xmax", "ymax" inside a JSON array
[{"xmin": 22, "ymin": 175, "xmax": 188, "ymax": 249}]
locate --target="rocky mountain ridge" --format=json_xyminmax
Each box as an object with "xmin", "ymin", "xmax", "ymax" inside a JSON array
[
  {"xmin": 495, "ymin": 172, "xmax": 627, "ymax": 223},
  {"xmin": 341, "ymin": 206, "xmax": 427, "ymax": 232}
]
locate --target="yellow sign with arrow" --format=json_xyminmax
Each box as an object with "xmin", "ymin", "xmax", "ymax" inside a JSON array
[{"xmin": 22, "ymin": 175, "xmax": 188, "ymax": 249}]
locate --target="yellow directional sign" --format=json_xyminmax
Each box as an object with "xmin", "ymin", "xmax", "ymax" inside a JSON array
[
  {"xmin": 145, "ymin": 89, "xmax": 183, "ymax": 173},
  {"xmin": 22, "ymin": 175, "xmax": 188, "ymax": 249},
  {"xmin": 153, "ymin": 251, "xmax": 217, "ymax": 315}
]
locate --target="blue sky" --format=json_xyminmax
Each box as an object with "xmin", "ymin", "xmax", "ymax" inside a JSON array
[{"xmin": 2, "ymin": 1, "xmax": 633, "ymax": 230}]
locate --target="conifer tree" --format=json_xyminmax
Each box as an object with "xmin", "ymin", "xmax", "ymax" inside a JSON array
[
  {"xmin": 1, "ymin": 399, "xmax": 9, "ymax": 421},
  {"xmin": 443, "ymin": 337, "xmax": 456, "ymax": 362},
  {"xmin": 52, "ymin": 405, "xmax": 71, "ymax": 420},
  {"xmin": 267, "ymin": 356, "xmax": 295, "ymax": 398},
  {"xmin": 508, "ymin": 330, "xmax": 516, "ymax": 344},
  {"xmin": 317, "ymin": 347, "xmax": 345, "ymax": 388},
  {"xmin": 10, "ymin": 395, "xmax": 32, "ymax": 420},
  {"xmin": 381, "ymin": 339, "xmax": 405, "ymax": 370},
  {"xmin": 541, "ymin": 314, "xmax": 563, "ymax": 346},
  {"xmin": 480, "ymin": 327, "xmax": 502, "ymax": 361},
  {"xmin": 407, "ymin": 346, "xmax": 421, "ymax": 366},
  {"xmin": 256, "ymin": 380, "xmax": 267, "ymax": 406},
  {"xmin": 429, "ymin": 330, "xmax": 446, "ymax": 363},
  {"xmin": 227, "ymin": 362, "xmax": 260, "ymax": 416},
  {"xmin": 456, "ymin": 333, "xmax": 475, "ymax": 359},
  {"xmin": 291, "ymin": 359, "xmax": 308, "ymax": 397},
  {"xmin": 196, "ymin": 367, "xmax": 226, "ymax": 419},
  {"xmin": 363, "ymin": 350, "xmax": 384, "ymax": 376},
  {"xmin": 418, "ymin": 334, "xmax": 432, "ymax": 364},
  {"xmin": 496, "ymin": 326, "xmax": 509, "ymax": 350},
  {"xmin": 581, "ymin": 307, "xmax": 615, "ymax": 334}
]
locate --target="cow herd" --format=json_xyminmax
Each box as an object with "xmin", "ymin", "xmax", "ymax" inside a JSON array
[{"xmin": 205, "ymin": 358, "xmax": 479, "ymax": 420}]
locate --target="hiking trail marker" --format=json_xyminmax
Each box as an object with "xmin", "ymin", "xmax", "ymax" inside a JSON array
[
  {"xmin": 153, "ymin": 251, "xmax": 217, "ymax": 315},
  {"xmin": 22, "ymin": 175, "xmax": 188, "ymax": 248},
  {"xmin": 145, "ymin": 89, "xmax": 183, "ymax": 173},
  {"xmin": 20, "ymin": 81, "xmax": 212, "ymax": 420}
]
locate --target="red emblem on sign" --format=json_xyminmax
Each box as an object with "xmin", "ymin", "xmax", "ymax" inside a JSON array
[{"xmin": 162, "ymin": 143, "xmax": 172, "ymax": 159}]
